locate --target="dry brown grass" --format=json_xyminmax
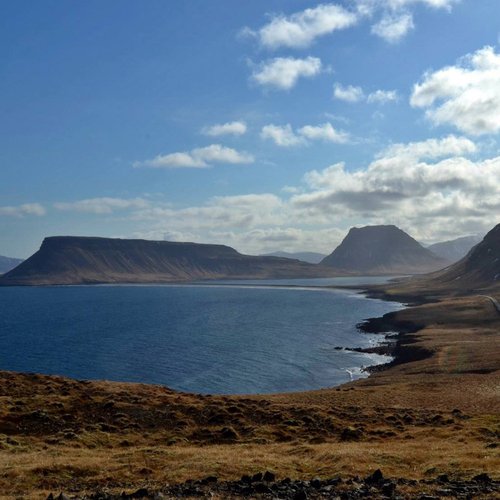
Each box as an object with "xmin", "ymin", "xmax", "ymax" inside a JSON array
[{"xmin": 0, "ymin": 295, "xmax": 498, "ymax": 498}]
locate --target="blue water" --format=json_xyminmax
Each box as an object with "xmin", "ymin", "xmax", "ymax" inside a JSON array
[{"xmin": 0, "ymin": 280, "xmax": 403, "ymax": 394}]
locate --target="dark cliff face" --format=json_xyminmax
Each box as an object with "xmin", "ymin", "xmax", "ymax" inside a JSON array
[
  {"xmin": 321, "ymin": 225, "xmax": 448, "ymax": 274},
  {"xmin": 0, "ymin": 236, "xmax": 339, "ymax": 285}
]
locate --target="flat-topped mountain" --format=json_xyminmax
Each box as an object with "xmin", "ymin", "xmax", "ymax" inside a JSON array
[
  {"xmin": 427, "ymin": 235, "xmax": 482, "ymax": 263},
  {"xmin": 260, "ymin": 251, "xmax": 326, "ymax": 264},
  {"xmin": 0, "ymin": 255, "xmax": 23, "ymax": 274},
  {"xmin": 321, "ymin": 225, "xmax": 448, "ymax": 274},
  {"xmin": 0, "ymin": 236, "xmax": 340, "ymax": 286}
]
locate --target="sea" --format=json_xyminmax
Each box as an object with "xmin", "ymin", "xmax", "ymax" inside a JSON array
[{"xmin": 0, "ymin": 277, "xmax": 404, "ymax": 394}]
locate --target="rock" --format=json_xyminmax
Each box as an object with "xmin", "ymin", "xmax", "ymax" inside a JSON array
[
  {"xmin": 366, "ymin": 469, "xmax": 384, "ymax": 484},
  {"xmin": 200, "ymin": 476, "xmax": 218, "ymax": 484},
  {"xmin": 130, "ymin": 488, "xmax": 149, "ymax": 498},
  {"xmin": 293, "ymin": 489, "xmax": 308, "ymax": 500},
  {"xmin": 251, "ymin": 472, "xmax": 263, "ymax": 482},
  {"xmin": 382, "ymin": 481, "xmax": 396, "ymax": 497},
  {"xmin": 263, "ymin": 470, "xmax": 275, "ymax": 482},
  {"xmin": 472, "ymin": 473, "xmax": 491, "ymax": 482},
  {"xmin": 56, "ymin": 494, "xmax": 70, "ymax": 500},
  {"xmin": 240, "ymin": 474, "xmax": 251, "ymax": 483},
  {"xmin": 436, "ymin": 473, "xmax": 449, "ymax": 483},
  {"xmin": 254, "ymin": 482, "xmax": 272, "ymax": 494},
  {"xmin": 311, "ymin": 477, "xmax": 322, "ymax": 489}
]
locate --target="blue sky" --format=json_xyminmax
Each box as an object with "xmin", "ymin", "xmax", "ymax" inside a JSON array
[{"xmin": 1, "ymin": 0, "xmax": 500, "ymax": 258}]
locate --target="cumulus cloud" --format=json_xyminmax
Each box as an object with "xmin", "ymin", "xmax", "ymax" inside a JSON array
[
  {"xmin": 367, "ymin": 89, "xmax": 399, "ymax": 103},
  {"xmin": 134, "ymin": 144, "xmax": 254, "ymax": 168},
  {"xmin": 251, "ymin": 56, "xmax": 322, "ymax": 90},
  {"xmin": 297, "ymin": 123, "xmax": 350, "ymax": 143},
  {"xmin": 371, "ymin": 12, "xmax": 414, "ymax": 42},
  {"xmin": 261, "ymin": 122, "xmax": 349, "ymax": 147},
  {"xmin": 291, "ymin": 135, "xmax": 499, "ymax": 241},
  {"xmin": 54, "ymin": 197, "xmax": 150, "ymax": 214},
  {"xmin": 379, "ymin": 135, "xmax": 477, "ymax": 160},
  {"xmin": 356, "ymin": 0, "xmax": 457, "ymax": 42},
  {"xmin": 202, "ymin": 121, "xmax": 247, "ymax": 137},
  {"xmin": 0, "ymin": 203, "xmax": 46, "ymax": 217},
  {"xmin": 334, "ymin": 83, "xmax": 398, "ymax": 105},
  {"xmin": 411, "ymin": 45, "xmax": 500, "ymax": 135},
  {"xmin": 333, "ymin": 83, "xmax": 364, "ymax": 102},
  {"xmin": 244, "ymin": 4, "xmax": 358, "ymax": 49},
  {"xmin": 261, "ymin": 124, "xmax": 305, "ymax": 147}
]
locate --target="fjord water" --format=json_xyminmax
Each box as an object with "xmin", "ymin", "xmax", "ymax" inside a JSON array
[{"xmin": 0, "ymin": 279, "xmax": 402, "ymax": 394}]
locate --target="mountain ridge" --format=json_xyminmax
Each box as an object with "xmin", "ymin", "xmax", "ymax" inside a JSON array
[{"xmin": 0, "ymin": 236, "xmax": 341, "ymax": 285}]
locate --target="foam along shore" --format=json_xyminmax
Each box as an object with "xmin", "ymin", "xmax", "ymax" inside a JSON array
[{"xmin": 0, "ymin": 286, "xmax": 498, "ymax": 498}]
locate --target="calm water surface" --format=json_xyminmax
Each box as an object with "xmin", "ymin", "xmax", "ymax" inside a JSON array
[{"xmin": 0, "ymin": 278, "xmax": 403, "ymax": 394}]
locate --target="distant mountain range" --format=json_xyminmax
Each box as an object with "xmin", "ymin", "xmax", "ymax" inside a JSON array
[
  {"xmin": 0, "ymin": 236, "xmax": 341, "ymax": 286},
  {"xmin": 2, "ymin": 225, "xmax": 487, "ymax": 286},
  {"xmin": 0, "ymin": 255, "xmax": 23, "ymax": 274},
  {"xmin": 427, "ymin": 235, "xmax": 482, "ymax": 263},
  {"xmin": 260, "ymin": 251, "xmax": 326, "ymax": 264},
  {"xmin": 321, "ymin": 225, "xmax": 448, "ymax": 274}
]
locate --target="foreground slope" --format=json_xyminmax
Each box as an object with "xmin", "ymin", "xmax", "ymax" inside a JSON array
[
  {"xmin": 0, "ymin": 236, "xmax": 339, "ymax": 285},
  {"xmin": 321, "ymin": 225, "xmax": 448, "ymax": 274},
  {"xmin": 383, "ymin": 223, "xmax": 500, "ymax": 298}
]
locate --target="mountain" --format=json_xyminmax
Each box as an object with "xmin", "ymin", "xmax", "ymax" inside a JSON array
[
  {"xmin": 410, "ymin": 223, "xmax": 500, "ymax": 294},
  {"xmin": 427, "ymin": 235, "xmax": 482, "ymax": 263},
  {"xmin": 260, "ymin": 251, "xmax": 326, "ymax": 264},
  {"xmin": 321, "ymin": 225, "xmax": 449, "ymax": 275},
  {"xmin": 0, "ymin": 236, "xmax": 342, "ymax": 286},
  {"xmin": 0, "ymin": 255, "xmax": 23, "ymax": 274}
]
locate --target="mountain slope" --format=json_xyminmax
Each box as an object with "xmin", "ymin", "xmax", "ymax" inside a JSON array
[
  {"xmin": 321, "ymin": 225, "xmax": 448, "ymax": 274},
  {"xmin": 418, "ymin": 224, "xmax": 500, "ymax": 292},
  {"xmin": 0, "ymin": 236, "xmax": 340, "ymax": 285},
  {"xmin": 0, "ymin": 255, "xmax": 23, "ymax": 274},
  {"xmin": 427, "ymin": 235, "xmax": 482, "ymax": 263},
  {"xmin": 260, "ymin": 251, "xmax": 326, "ymax": 264}
]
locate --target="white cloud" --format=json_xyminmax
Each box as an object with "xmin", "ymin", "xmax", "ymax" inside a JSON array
[
  {"xmin": 0, "ymin": 203, "xmax": 46, "ymax": 217},
  {"xmin": 379, "ymin": 135, "xmax": 477, "ymax": 160},
  {"xmin": 367, "ymin": 89, "xmax": 399, "ymax": 103},
  {"xmin": 261, "ymin": 122, "xmax": 350, "ymax": 147},
  {"xmin": 134, "ymin": 144, "xmax": 254, "ymax": 168},
  {"xmin": 356, "ymin": 0, "xmax": 457, "ymax": 42},
  {"xmin": 298, "ymin": 123, "xmax": 350, "ymax": 143},
  {"xmin": 411, "ymin": 46, "xmax": 500, "ymax": 135},
  {"xmin": 54, "ymin": 197, "xmax": 150, "ymax": 214},
  {"xmin": 371, "ymin": 12, "xmax": 414, "ymax": 42},
  {"xmin": 261, "ymin": 124, "xmax": 304, "ymax": 147},
  {"xmin": 202, "ymin": 121, "xmax": 247, "ymax": 137},
  {"xmin": 252, "ymin": 56, "xmax": 322, "ymax": 90},
  {"xmin": 334, "ymin": 84, "xmax": 399, "ymax": 105},
  {"xmin": 246, "ymin": 4, "xmax": 358, "ymax": 49},
  {"xmin": 333, "ymin": 83, "xmax": 364, "ymax": 102},
  {"xmin": 290, "ymin": 135, "xmax": 499, "ymax": 241}
]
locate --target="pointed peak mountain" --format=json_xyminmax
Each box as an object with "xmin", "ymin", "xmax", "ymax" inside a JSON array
[{"xmin": 321, "ymin": 225, "xmax": 448, "ymax": 274}]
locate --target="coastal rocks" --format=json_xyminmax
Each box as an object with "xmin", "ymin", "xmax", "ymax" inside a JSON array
[{"xmin": 46, "ymin": 470, "xmax": 500, "ymax": 499}]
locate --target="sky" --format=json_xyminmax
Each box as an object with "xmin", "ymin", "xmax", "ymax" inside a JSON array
[{"xmin": 1, "ymin": 0, "xmax": 500, "ymax": 258}]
